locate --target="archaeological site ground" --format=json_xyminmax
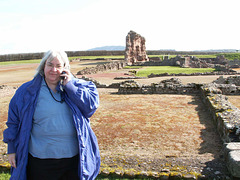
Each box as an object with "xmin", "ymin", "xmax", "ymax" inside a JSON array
[{"xmin": 0, "ymin": 57, "xmax": 240, "ymax": 179}]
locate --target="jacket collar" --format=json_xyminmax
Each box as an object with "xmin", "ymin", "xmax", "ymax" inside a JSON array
[
  {"xmin": 26, "ymin": 74, "xmax": 43, "ymax": 95},
  {"xmin": 27, "ymin": 74, "xmax": 63, "ymax": 94}
]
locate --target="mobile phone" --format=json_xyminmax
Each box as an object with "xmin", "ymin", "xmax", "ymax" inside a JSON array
[{"xmin": 61, "ymin": 71, "xmax": 66, "ymax": 80}]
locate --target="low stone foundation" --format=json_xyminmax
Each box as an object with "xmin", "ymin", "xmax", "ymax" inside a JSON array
[
  {"xmin": 117, "ymin": 78, "xmax": 200, "ymax": 95},
  {"xmin": 99, "ymin": 76, "xmax": 240, "ymax": 178},
  {"xmin": 80, "ymin": 75, "xmax": 240, "ymax": 178},
  {"xmin": 213, "ymin": 75, "xmax": 240, "ymax": 86},
  {"xmin": 200, "ymin": 83, "xmax": 240, "ymax": 178},
  {"xmin": 77, "ymin": 60, "xmax": 127, "ymax": 75}
]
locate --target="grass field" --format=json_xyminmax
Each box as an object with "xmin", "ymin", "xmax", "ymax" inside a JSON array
[
  {"xmin": 0, "ymin": 59, "xmax": 41, "ymax": 65},
  {"xmin": 219, "ymin": 53, "xmax": 240, "ymax": 60},
  {"xmin": 135, "ymin": 66, "xmax": 216, "ymax": 77},
  {"xmin": 0, "ymin": 172, "xmax": 10, "ymax": 179}
]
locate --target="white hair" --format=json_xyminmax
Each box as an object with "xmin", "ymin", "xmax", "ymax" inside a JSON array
[{"xmin": 35, "ymin": 50, "xmax": 70, "ymax": 77}]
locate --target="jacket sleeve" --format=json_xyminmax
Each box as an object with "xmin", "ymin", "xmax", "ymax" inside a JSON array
[
  {"xmin": 64, "ymin": 78, "xmax": 99, "ymax": 118},
  {"xmin": 3, "ymin": 95, "xmax": 20, "ymax": 154}
]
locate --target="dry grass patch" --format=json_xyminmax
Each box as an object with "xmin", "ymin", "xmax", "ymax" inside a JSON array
[{"xmin": 91, "ymin": 90, "xmax": 223, "ymax": 161}]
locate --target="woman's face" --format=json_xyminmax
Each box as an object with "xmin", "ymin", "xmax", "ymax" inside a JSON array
[{"xmin": 44, "ymin": 57, "xmax": 64, "ymax": 85}]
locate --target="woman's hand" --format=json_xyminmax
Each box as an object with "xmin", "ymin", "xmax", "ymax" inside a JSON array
[
  {"xmin": 60, "ymin": 70, "xmax": 72, "ymax": 86},
  {"xmin": 8, "ymin": 153, "xmax": 16, "ymax": 168}
]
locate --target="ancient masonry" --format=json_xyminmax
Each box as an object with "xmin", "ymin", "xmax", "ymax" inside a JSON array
[
  {"xmin": 125, "ymin": 30, "xmax": 149, "ymax": 65},
  {"xmin": 118, "ymin": 76, "xmax": 240, "ymax": 178},
  {"xmin": 76, "ymin": 53, "xmax": 240, "ymax": 75},
  {"xmin": 145, "ymin": 55, "xmax": 240, "ymax": 70},
  {"xmin": 77, "ymin": 61, "xmax": 127, "ymax": 75},
  {"xmin": 201, "ymin": 80, "xmax": 240, "ymax": 178},
  {"xmin": 81, "ymin": 75, "xmax": 240, "ymax": 178}
]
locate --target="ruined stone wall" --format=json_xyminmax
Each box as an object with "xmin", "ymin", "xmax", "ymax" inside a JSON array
[
  {"xmin": 199, "ymin": 83, "xmax": 240, "ymax": 178},
  {"xmin": 143, "ymin": 55, "xmax": 236, "ymax": 70},
  {"xmin": 114, "ymin": 77, "xmax": 240, "ymax": 177},
  {"xmin": 208, "ymin": 76, "xmax": 240, "ymax": 95},
  {"xmin": 117, "ymin": 78, "xmax": 199, "ymax": 94},
  {"xmin": 125, "ymin": 31, "xmax": 149, "ymax": 65},
  {"xmin": 134, "ymin": 56, "xmax": 239, "ymax": 70},
  {"xmin": 82, "ymin": 75, "xmax": 240, "ymax": 177},
  {"xmin": 213, "ymin": 76, "xmax": 240, "ymax": 86},
  {"xmin": 200, "ymin": 84, "xmax": 240, "ymax": 142},
  {"xmin": 77, "ymin": 60, "xmax": 127, "ymax": 75},
  {"xmin": 228, "ymin": 59, "xmax": 240, "ymax": 68},
  {"xmin": 159, "ymin": 55, "xmax": 229, "ymax": 68},
  {"xmin": 114, "ymin": 76, "xmax": 240, "ymax": 95},
  {"xmin": 200, "ymin": 57, "xmax": 227, "ymax": 65},
  {"xmin": 82, "ymin": 75, "xmax": 240, "ymax": 96}
]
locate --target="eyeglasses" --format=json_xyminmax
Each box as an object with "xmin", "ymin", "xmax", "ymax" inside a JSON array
[{"xmin": 46, "ymin": 62, "xmax": 63, "ymax": 70}]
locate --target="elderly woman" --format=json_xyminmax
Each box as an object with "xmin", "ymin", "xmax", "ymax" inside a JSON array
[{"xmin": 3, "ymin": 50, "xmax": 100, "ymax": 180}]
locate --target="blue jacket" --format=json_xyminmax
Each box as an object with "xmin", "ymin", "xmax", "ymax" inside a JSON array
[{"xmin": 3, "ymin": 74, "xmax": 101, "ymax": 180}]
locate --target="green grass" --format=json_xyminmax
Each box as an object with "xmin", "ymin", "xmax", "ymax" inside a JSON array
[
  {"xmin": 0, "ymin": 172, "xmax": 10, "ymax": 180},
  {"xmin": 193, "ymin": 54, "xmax": 217, "ymax": 58},
  {"xmin": 123, "ymin": 66, "xmax": 142, "ymax": 69},
  {"xmin": 218, "ymin": 53, "xmax": 240, "ymax": 60},
  {"xmin": 0, "ymin": 59, "xmax": 41, "ymax": 66},
  {"xmin": 136, "ymin": 66, "xmax": 216, "ymax": 77}
]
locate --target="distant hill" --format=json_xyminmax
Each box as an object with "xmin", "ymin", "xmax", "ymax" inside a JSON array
[{"xmin": 88, "ymin": 46, "xmax": 125, "ymax": 51}]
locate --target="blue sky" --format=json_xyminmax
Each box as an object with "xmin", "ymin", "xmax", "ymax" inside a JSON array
[{"xmin": 0, "ymin": 0, "xmax": 239, "ymax": 54}]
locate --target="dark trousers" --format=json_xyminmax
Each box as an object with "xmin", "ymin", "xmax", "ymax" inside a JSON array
[{"xmin": 27, "ymin": 154, "xmax": 79, "ymax": 180}]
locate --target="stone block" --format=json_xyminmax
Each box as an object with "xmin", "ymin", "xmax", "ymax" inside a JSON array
[
  {"xmin": 225, "ymin": 143, "xmax": 240, "ymax": 152},
  {"xmin": 227, "ymin": 150, "xmax": 240, "ymax": 178}
]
